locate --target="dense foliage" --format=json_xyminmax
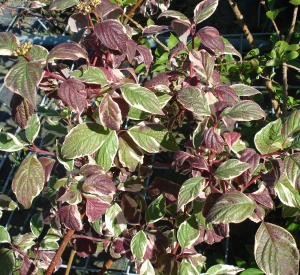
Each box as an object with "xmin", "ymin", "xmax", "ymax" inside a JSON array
[{"xmin": 0, "ymin": 0, "xmax": 299, "ymax": 274}]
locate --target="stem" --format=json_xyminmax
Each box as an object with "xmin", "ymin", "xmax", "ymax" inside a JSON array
[
  {"xmin": 46, "ymin": 229, "xmax": 75, "ymax": 275},
  {"xmin": 88, "ymin": 13, "xmax": 95, "ymax": 30},
  {"xmin": 44, "ymin": 71, "xmax": 66, "ymax": 82},
  {"xmin": 227, "ymin": 0, "xmax": 256, "ymax": 49},
  {"xmin": 98, "ymin": 258, "xmax": 114, "ymax": 275},
  {"xmin": 65, "ymin": 249, "xmax": 76, "ymax": 275},
  {"xmin": 127, "ymin": 0, "xmax": 145, "ymax": 18},
  {"xmin": 282, "ymin": 62, "xmax": 288, "ymax": 117},
  {"xmin": 171, "ymin": 242, "xmax": 181, "ymax": 255},
  {"xmin": 243, "ymin": 174, "xmax": 261, "ymax": 191},
  {"xmin": 286, "ymin": 5, "xmax": 298, "ymax": 44},
  {"xmin": 283, "ymin": 63, "xmax": 300, "ymax": 73},
  {"xmin": 29, "ymin": 145, "xmax": 56, "ymax": 157},
  {"xmin": 122, "ymin": 13, "xmax": 169, "ymax": 52},
  {"xmin": 261, "ymin": 1, "xmax": 280, "ymax": 40},
  {"xmin": 71, "ymin": 234, "xmax": 108, "ymax": 242}
]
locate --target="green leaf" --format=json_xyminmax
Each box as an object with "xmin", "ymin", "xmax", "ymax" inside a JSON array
[
  {"xmin": 194, "ymin": 0, "xmax": 219, "ymax": 25},
  {"xmin": 118, "ymin": 134, "xmax": 144, "ymax": 172},
  {"xmin": 290, "ymin": 0, "xmax": 300, "ymax": 5},
  {"xmin": 291, "ymin": 133, "xmax": 300, "ymax": 149},
  {"xmin": 30, "ymin": 213, "xmax": 44, "ymax": 237},
  {"xmin": 274, "ymin": 174, "xmax": 300, "ymax": 208},
  {"xmin": 167, "ymin": 33, "xmax": 179, "ymax": 50},
  {"xmin": 284, "ymin": 154, "xmax": 300, "ymax": 190},
  {"xmin": 177, "ymin": 87, "xmax": 211, "ymax": 118},
  {"xmin": 105, "ymin": 203, "xmax": 127, "ymax": 237},
  {"xmin": 255, "ymin": 222, "xmax": 299, "ymax": 275},
  {"xmin": 0, "ymin": 226, "xmax": 11, "ymax": 244},
  {"xmin": 145, "ymin": 194, "xmax": 166, "ymax": 223},
  {"xmin": 0, "ymin": 195, "xmax": 17, "ymax": 211},
  {"xmin": 221, "ymin": 100, "xmax": 266, "ymax": 121},
  {"xmin": 128, "ymin": 123, "xmax": 179, "ymax": 153},
  {"xmin": 230, "ymin": 84, "xmax": 261, "ymax": 96},
  {"xmin": 29, "ymin": 45, "xmax": 48, "ymax": 61},
  {"xmin": 131, "ymin": 230, "xmax": 147, "ymax": 261},
  {"xmin": 0, "ymin": 132, "xmax": 24, "ymax": 152},
  {"xmin": 254, "ymin": 118, "xmax": 283, "ymax": 154},
  {"xmin": 282, "ymin": 109, "xmax": 300, "ymax": 139},
  {"xmin": 206, "ymin": 191, "xmax": 255, "ymax": 224},
  {"xmin": 140, "ymin": 259, "xmax": 155, "ymax": 275},
  {"xmin": 70, "ymin": 65, "xmax": 107, "ymax": 85},
  {"xmin": 50, "ymin": 0, "xmax": 79, "ymax": 10},
  {"xmin": 178, "ymin": 176, "xmax": 205, "ymax": 211},
  {"xmin": 0, "ymin": 248, "xmax": 15, "ymax": 275},
  {"xmin": 284, "ymin": 51, "xmax": 299, "ymax": 61},
  {"xmin": 0, "ymin": 33, "xmax": 19, "ymax": 55},
  {"xmin": 201, "ymin": 264, "xmax": 244, "ymax": 275},
  {"xmin": 240, "ymin": 268, "xmax": 264, "ymax": 275},
  {"xmin": 177, "ymin": 215, "xmax": 200, "ymax": 248},
  {"xmin": 56, "ymin": 142, "xmax": 74, "ymax": 171},
  {"xmin": 127, "ymin": 107, "xmax": 151, "ymax": 120},
  {"xmin": 4, "ymin": 60, "xmax": 44, "ymax": 106},
  {"xmin": 121, "ymin": 84, "xmax": 164, "ymax": 115},
  {"xmin": 61, "ymin": 123, "xmax": 109, "ymax": 159},
  {"xmin": 25, "ymin": 114, "xmax": 40, "ymax": 143},
  {"xmin": 266, "ymin": 10, "xmax": 281, "ymax": 20},
  {"xmin": 179, "ymin": 259, "xmax": 199, "ymax": 275},
  {"xmin": 12, "ymin": 155, "xmax": 45, "ymax": 209},
  {"xmin": 95, "ymin": 130, "xmax": 118, "ymax": 172},
  {"xmin": 215, "ymin": 159, "xmax": 251, "ymax": 180}
]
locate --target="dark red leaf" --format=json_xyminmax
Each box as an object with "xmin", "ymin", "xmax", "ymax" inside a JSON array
[
  {"xmin": 213, "ymin": 84, "xmax": 239, "ymax": 105},
  {"xmin": 38, "ymin": 250, "xmax": 62, "ymax": 271},
  {"xmin": 10, "ymin": 94, "xmax": 34, "ymax": 129},
  {"xmin": 223, "ymin": 132, "xmax": 241, "ymax": 151},
  {"xmin": 204, "ymin": 128, "xmax": 224, "ymax": 153},
  {"xmin": 68, "ymin": 12, "xmax": 89, "ymax": 32},
  {"xmin": 238, "ymin": 148, "xmax": 260, "ymax": 185},
  {"xmin": 85, "ymin": 194, "xmax": 111, "ymax": 222},
  {"xmin": 80, "ymin": 164, "xmax": 105, "ymax": 177},
  {"xmin": 112, "ymin": 237, "xmax": 131, "ymax": 254},
  {"xmin": 148, "ymin": 178, "xmax": 180, "ymax": 205},
  {"xmin": 59, "ymin": 203, "xmax": 83, "ymax": 231},
  {"xmin": 143, "ymin": 73, "xmax": 170, "ymax": 89},
  {"xmin": 248, "ymin": 184, "xmax": 274, "ymax": 209},
  {"xmin": 172, "ymin": 150, "xmax": 192, "ymax": 170},
  {"xmin": 169, "ymin": 41, "xmax": 188, "ymax": 62},
  {"xmin": 58, "ymin": 78, "xmax": 87, "ymax": 113},
  {"xmin": 188, "ymin": 156, "xmax": 209, "ymax": 171},
  {"xmin": 121, "ymin": 194, "xmax": 140, "ymax": 225},
  {"xmin": 136, "ymin": 44, "xmax": 153, "ymax": 73},
  {"xmin": 94, "ymin": 20, "xmax": 128, "ymax": 52},
  {"xmin": 126, "ymin": 40, "xmax": 137, "ymax": 63},
  {"xmin": 202, "ymin": 192, "xmax": 222, "ymax": 217},
  {"xmin": 73, "ymin": 237, "xmax": 97, "ymax": 258},
  {"xmin": 82, "ymin": 173, "xmax": 116, "ymax": 197},
  {"xmin": 196, "ymin": 26, "xmax": 224, "ymax": 52},
  {"xmin": 20, "ymin": 257, "xmax": 37, "ymax": 275},
  {"xmin": 38, "ymin": 157, "xmax": 55, "ymax": 183}
]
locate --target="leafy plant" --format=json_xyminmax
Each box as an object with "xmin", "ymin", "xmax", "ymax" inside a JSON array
[{"xmin": 0, "ymin": 0, "xmax": 299, "ymax": 274}]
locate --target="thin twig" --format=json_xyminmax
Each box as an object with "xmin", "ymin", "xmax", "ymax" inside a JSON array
[
  {"xmin": 98, "ymin": 258, "xmax": 114, "ymax": 275},
  {"xmin": 283, "ymin": 63, "xmax": 300, "ymax": 73},
  {"xmin": 122, "ymin": 13, "xmax": 169, "ymax": 52},
  {"xmin": 261, "ymin": 1, "xmax": 280, "ymax": 40},
  {"xmin": 286, "ymin": 5, "xmax": 298, "ymax": 43},
  {"xmin": 65, "ymin": 249, "xmax": 76, "ymax": 275},
  {"xmin": 282, "ymin": 62, "xmax": 288, "ymax": 117}
]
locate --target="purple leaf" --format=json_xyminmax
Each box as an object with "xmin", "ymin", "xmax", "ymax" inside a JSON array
[
  {"xmin": 148, "ymin": 178, "xmax": 180, "ymax": 205},
  {"xmin": 171, "ymin": 20, "xmax": 191, "ymax": 44},
  {"xmin": 197, "ymin": 26, "xmax": 224, "ymax": 52},
  {"xmin": 112, "ymin": 237, "xmax": 131, "ymax": 254},
  {"xmin": 136, "ymin": 44, "xmax": 153, "ymax": 73},
  {"xmin": 95, "ymin": 0, "xmax": 123, "ymax": 20},
  {"xmin": 212, "ymin": 84, "xmax": 239, "ymax": 105},
  {"xmin": 82, "ymin": 173, "xmax": 116, "ymax": 197},
  {"xmin": 80, "ymin": 164, "xmax": 105, "ymax": 177},
  {"xmin": 223, "ymin": 132, "xmax": 241, "ymax": 151},
  {"xmin": 99, "ymin": 93, "xmax": 122, "ymax": 131},
  {"xmin": 142, "ymin": 25, "xmax": 170, "ymax": 36},
  {"xmin": 173, "ymin": 150, "xmax": 193, "ymax": 170},
  {"xmin": 126, "ymin": 40, "xmax": 137, "ymax": 63},
  {"xmin": 59, "ymin": 203, "xmax": 83, "ymax": 231},
  {"xmin": 204, "ymin": 128, "xmax": 224, "ymax": 153},
  {"xmin": 47, "ymin": 42, "xmax": 89, "ymax": 64},
  {"xmin": 20, "ymin": 257, "xmax": 37, "ymax": 275},
  {"xmin": 238, "ymin": 148, "xmax": 260, "ymax": 186},
  {"xmin": 95, "ymin": 20, "xmax": 128, "ymax": 52},
  {"xmin": 38, "ymin": 250, "xmax": 62, "ymax": 272},
  {"xmin": 10, "ymin": 94, "xmax": 34, "ymax": 129},
  {"xmin": 58, "ymin": 78, "xmax": 87, "ymax": 113},
  {"xmin": 85, "ymin": 194, "xmax": 111, "ymax": 222},
  {"xmin": 38, "ymin": 157, "xmax": 55, "ymax": 183},
  {"xmin": 68, "ymin": 12, "xmax": 89, "ymax": 32},
  {"xmin": 169, "ymin": 41, "xmax": 188, "ymax": 61},
  {"xmin": 248, "ymin": 184, "xmax": 274, "ymax": 209},
  {"xmin": 121, "ymin": 194, "xmax": 141, "ymax": 225},
  {"xmin": 143, "ymin": 73, "xmax": 170, "ymax": 89}
]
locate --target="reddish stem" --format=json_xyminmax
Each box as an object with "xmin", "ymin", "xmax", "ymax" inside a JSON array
[
  {"xmin": 30, "ymin": 145, "xmax": 56, "ymax": 157},
  {"xmin": 71, "ymin": 234, "xmax": 109, "ymax": 242},
  {"xmin": 98, "ymin": 258, "xmax": 114, "ymax": 275},
  {"xmin": 243, "ymin": 174, "xmax": 261, "ymax": 191},
  {"xmin": 171, "ymin": 242, "xmax": 181, "ymax": 255},
  {"xmin": 44, "ymin": 71, "xmax": 66, "ymax": 82},
  {"xmin": 127, "ymin": 0, "xmax": 145, "ymax": 18},
  {"xmin": 45, "ymin": 229, "xmax": 75, "ymax": 275}
]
